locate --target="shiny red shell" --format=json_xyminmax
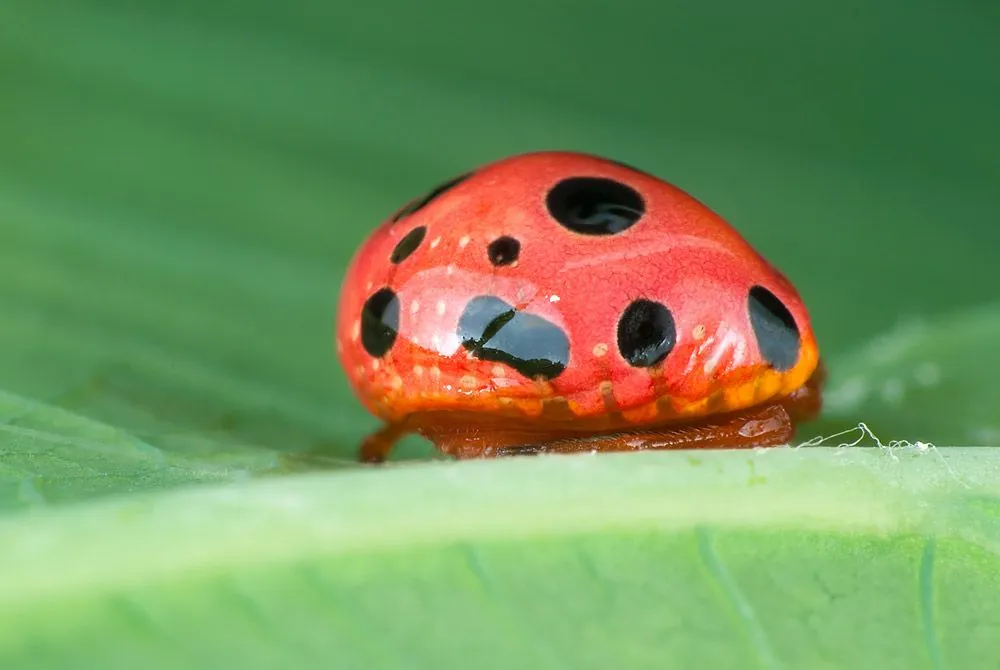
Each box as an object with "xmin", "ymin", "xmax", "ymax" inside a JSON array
[{"xmin": 336, "ymin": 151, "xmax": 823, "ymax": 460}]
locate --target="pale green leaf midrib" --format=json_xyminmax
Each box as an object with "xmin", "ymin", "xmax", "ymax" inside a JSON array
[{"xmin": 0, "ymin": 447, "xmax": 991, "ymax": 616}]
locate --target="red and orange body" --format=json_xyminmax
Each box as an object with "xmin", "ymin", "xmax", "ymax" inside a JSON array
[{"xmin": 336, "ymin": 151, "xmax": 823, "ymax": 461}]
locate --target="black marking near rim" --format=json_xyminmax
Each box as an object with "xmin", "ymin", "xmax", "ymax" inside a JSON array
[
  {"xmin": 747, "ymin": 285, "xmax": 800, "ymax": 371},
  {"xmin": 457, "ymin": 295, "xmax": 569, "ymax": 380},
  {"xmin": 360, "ymin": 287, "xmax": 400, "ymax": 358},
  {"xmin": 391, "ymin": 172, "xmax": 473, "ymax": 223},
  {"xmin": 617, "ymin": 299, "xmax": 677, "ymax": 368}
]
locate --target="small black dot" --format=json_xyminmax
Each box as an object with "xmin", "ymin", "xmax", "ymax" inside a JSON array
[
  {"xmin": 617, "ymin": 299, "xmax": 676, "ymax": 368},
  {"xmin": 487, "ymin": 236, "xmax": 521, "ymax": 267},
  {"xmin": 390, "ymin": 226, "xmax": 426, "ymax": 264},
  {"xmin": 546, "ymin": 177, "xmax": 645, "ymax": 235},
  {"xmin": 457, "ymin": 295, "xmax": 569, "ymax": 380},
  {"xmin": 391, "ymin": 172, "xmax": 472, "ymax": 223},
  {"xmin": 360, "ymin": 288, "xmax": 400, "ymax": 358},
  {"xmin": 748, "ymin": 285, "xmax": 800, "ymax": 371}
]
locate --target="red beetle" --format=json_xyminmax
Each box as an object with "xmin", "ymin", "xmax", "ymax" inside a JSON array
[{"xmin": 336, "ymin": 151, "xmax": 824, "ymax": 462}]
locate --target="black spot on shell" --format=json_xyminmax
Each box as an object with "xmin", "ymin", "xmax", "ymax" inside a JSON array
[
  {"xmin": 487, "ymin": 236, "xmax": 521, "ymax": 267},
  {"xmin": 457, "ymin": 296, "xmax": 569, "ymax": 380},
  {"xmin": 617, "ymin": 299, "xmax": 676, "ymax": 367},
  {"xmin": 360, "ymin": 288, "xmax": 400, "ymax": 358},
  {"xmin": 390, "ymin": 226, "xmax": 426, "ymax": 264},
  {"xmin": 748, "ymin": 285, "xmax": 800, "ymax": 371},
  {"xmin": 546, "ymin": 177, "xmax": 645, "ymax": 235},
  {"xmin": 391, "ymin": 172, "xmax": 472, "ymax": 223}
]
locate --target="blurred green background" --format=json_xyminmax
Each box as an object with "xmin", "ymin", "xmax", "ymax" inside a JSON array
[{"xmin": 3, "ymin": 0, "xmax": 999, "ymax": 457}]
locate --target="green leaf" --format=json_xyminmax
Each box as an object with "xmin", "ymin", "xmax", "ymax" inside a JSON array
[
  {"xmin": 3, "ymin": 0, "xmax": 1000, "ymax": 668},
  {"xmin": 3, "ymin": 447, "xmax": 1000, "ymax": 670},
  {"xmin": 820, "ymin": 305, "xmax": 1000, "ymax": 447}
]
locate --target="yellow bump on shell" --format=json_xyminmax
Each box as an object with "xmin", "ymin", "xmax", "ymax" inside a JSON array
[
  {"xmin": 685, "ymin": 396, "xmax": 711, "ymax": 415},
  {"xmin": 622, "ymin": 404, "xmax": 659, "ymax": 424},
  {"xmin": 460, "ymin": 374, "xmax": 478, "ymax": 391},
  {"xmin": 692, "ymin": 324, "xmax": 707, "ymax": 341},
  {"xmin": 371, "ymin": 359, "xmax": 380, "ymax": 371},
  {"xmin": 429, "ymin": 366, "xmax": 442, "ymax": 382},
  {"xmin": 413, "ymin": 365, "xmax": 424, "ymax": 378},
  {"xmin": 389, "ymin": 375, "xmax": 403, "ymax": 390},
  {"xmin": 410, "ymin": 300, "xmax": 420, "ymax": 315},
  {"xmin": 491, "ymin": 365, "xmax": 506, "ymax": 378},
  {"xmin": 598, "ymin": 380, "xmax": 614, "ymax": 395},
  {"xmin": 592, "ymin": 342, "xmax": 609, "ymax": 357},
  {"xmin": 351, "ymin": 321, "xmax": 361, "ymax": 342},
  {"xmin": 435, "ymin": 300, "xmax": 447, "ymax": 316},
  {"xmin": 446, "ymin": 265, "xmax": 455, "ymax": 276},
  {"xmin": 354, "ymin": 364, "xmax": 365, "ymax": 377}
]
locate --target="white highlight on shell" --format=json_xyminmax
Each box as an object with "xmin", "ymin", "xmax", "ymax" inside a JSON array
[
  {"xmin": 458, "ymin": 235, "xmax": 471, "ymax": 249},
  {"xmin": 549, "ymin": 294, "xmax": 560, "ymax": 303},
  {"xmin": 410, "ymin": 300, "xmax": 420, "ymax": 315},
  {"xmin": 430, "ymin": 236, "xmax": 442, "ymax": 249},
  {"xmin": 702, "ymin": 327, "xmax": 745, "ymax": 376},
  {"xmin": 435, "ymin": 300, "xmax": 447, "ymax": 316}
]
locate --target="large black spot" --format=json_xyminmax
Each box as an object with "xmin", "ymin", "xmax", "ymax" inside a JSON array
[
  {"xmin": 457, "ymin": 296, "xmax": 569, "ymax": 380},
  {"xmin": 391, "ymin": 172, "xmax": 472, "ymax": 223},
  {"xmin": 360, "ymin": 288, "xmax": 400, "ymax": 358},
  {"xmin": 390, "ymin": 226, "xmax": 426, "ymax": 264},
  {"xmin": 545, "ymin": 177, "xmax": 645, "ymax": 235},
  {"xmin": 617, "ymin": 299, "xmax": 676, "ymax": 367},
  {"xmin": 748, "ymin": 285, "xmax": 800, "ymax": 371},
  {"xmin": 487, "ymin": 236, "xmax": 521, "ymax": 266}
]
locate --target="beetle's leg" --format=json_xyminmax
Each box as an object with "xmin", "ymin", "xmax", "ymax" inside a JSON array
[
  {"xmin": 358, "ymin": 421, "xmax": 409, "ymax": 463},
  {"xmin": 492, "ymin": 402, "xmax": 795, "ymax": 457}
]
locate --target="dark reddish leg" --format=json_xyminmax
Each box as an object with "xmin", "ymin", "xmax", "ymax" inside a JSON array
[
  {"xmin": 492, "ymin": 403, "xmax": 793, "ymax": 457},
  {"xmin": 359, "ymin": 421, "xmax": 411, "ymax": 464}
]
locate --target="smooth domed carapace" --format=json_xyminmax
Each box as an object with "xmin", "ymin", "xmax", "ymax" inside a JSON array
[{"xmin": 336, "ymin": 151, "xmax": 824, "ymax": 462}]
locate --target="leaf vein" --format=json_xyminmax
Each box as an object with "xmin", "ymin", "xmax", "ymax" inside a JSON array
[
  {"xmin": 697, "ymin": 526, "xmax": 780, "ymax": 670},
  {"xmin": 920, "ymin": 537, "xmax": 944, "ymax": 670}
]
